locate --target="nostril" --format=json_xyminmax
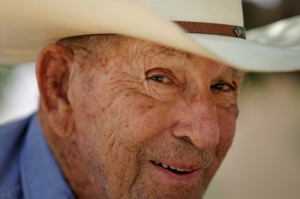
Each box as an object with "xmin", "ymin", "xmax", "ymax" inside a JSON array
[{"xmin": 180, "ymin": 136, "xmax": 193, "ymax": 144}]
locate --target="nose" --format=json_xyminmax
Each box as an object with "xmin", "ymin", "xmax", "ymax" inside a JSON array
[{"xmin": 171, "ymin": 92, "xmax": 220, "ymax": 149}]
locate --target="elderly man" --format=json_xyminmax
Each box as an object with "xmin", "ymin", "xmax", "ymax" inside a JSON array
[{"xmin": 0, "ymin": 0, "xmax": 299, "ymax": 199}]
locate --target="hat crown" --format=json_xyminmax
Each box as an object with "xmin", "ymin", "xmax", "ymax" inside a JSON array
[
  {"xmin": 138, "ymin": 0, "xmax": 244, "ymax": 26},
  {"xmin": 1, "ymin": 0, "xmax": 299, "ymax": 71}
]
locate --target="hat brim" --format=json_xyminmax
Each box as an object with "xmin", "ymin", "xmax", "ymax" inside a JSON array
[
  {"xmin": 1, "ymin": 0, "xmax": 299, "ymax": 72},
  {"xmin": 189, "ymin": 34, "xmax": 300, "ymax": 72},
  {"xmin": 0, "ymin": 0, "xmax": 215, "ymax": 65}
]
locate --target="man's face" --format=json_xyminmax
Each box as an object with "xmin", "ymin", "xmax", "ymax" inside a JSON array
[{"xmin": 68, "ymin": 37, "xmax": 243, "ymax": 199}]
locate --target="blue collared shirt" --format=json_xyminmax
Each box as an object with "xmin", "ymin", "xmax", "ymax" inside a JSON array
[{"xmin": 0, "ymin": 114, "xmax": 75, "ymax": 199}]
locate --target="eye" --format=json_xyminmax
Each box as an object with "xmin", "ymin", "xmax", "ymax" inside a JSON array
[
  {"xmin": 211, "ymin": 83, "xmax": 234, "ymax": 92},
  {"xmin": 148, "ymin": 75, "xmax": 172, "ymax": 84},
  {"xmin": 146, "ymin": 68, "xmax": 178, "ymax": 85}
]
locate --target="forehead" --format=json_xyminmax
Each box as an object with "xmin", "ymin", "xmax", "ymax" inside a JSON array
[
  {"xmin": 138, "ymin": 42, "xmax": 244, "ymax": 79},
  {"xmin": 65, "ymin": 35, "xmax": 244, "ymax": 79}
]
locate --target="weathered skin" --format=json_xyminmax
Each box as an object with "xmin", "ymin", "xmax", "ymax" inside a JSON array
[{"xmin": 36, "ymin": 36, "xmax": 244, "ymax": 199}]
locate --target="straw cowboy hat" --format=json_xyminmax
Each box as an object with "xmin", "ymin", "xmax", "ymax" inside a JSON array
[{"xmin": 0, "ymin": 0, "xmax": 299, "ymax": 71}]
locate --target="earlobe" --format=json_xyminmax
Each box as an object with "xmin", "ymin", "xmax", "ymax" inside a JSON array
[{"xmin": 36, "ymin": 43, "xmax": 75, "ymax": 137}]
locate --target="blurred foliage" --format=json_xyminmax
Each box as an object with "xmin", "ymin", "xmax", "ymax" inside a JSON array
[
  {"xmin": 0, "ymin": 65, "xmax": 12, "ymax": 82},
  {"xmin": 242, "ymin": 72, "xmax": 300, "ymax": 90},
  {"xmin": 243, "ymin": 73, "xmax": 265, "ymax": 87},
  {"xmin": 0, "ymin": 66, "xmax": 13, "ymax": 101}
]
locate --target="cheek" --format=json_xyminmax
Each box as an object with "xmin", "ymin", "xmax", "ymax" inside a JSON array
[
  {"xmin": 214, "ymin": 92, "xmax": 237, "ymax": 109},
  {"xmin": 97, "ymin": 90, "xmax": 172, "ymax": 161},
  {"xmin": 216, "ymin": 105, "xmax": 238, "ymax": 157},
  {"xmin": 71, "ymin": 77, "xmax": 174, "ymax": 195},
  {"xmin": 100, "ymin": 93, "xmax": 171, "ymax": 162}
]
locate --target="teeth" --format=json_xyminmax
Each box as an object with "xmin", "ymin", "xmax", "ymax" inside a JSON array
[
  {"xmin": 153, "ymin": 161, "xmax": 192, "ymax": 172},
  {"xmin": 162, "ymin": 163, "xmax": 169, "ymax": 168}
]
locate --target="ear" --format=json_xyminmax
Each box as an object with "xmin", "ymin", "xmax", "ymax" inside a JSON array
[{"xmin": 36, "ymin": 43, "xmax": 75, "ymax": 138}]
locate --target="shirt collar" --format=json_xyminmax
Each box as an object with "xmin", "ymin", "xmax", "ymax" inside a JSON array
[{"xmin": 20, "ymin": 114, "xmax": 75, "ymax": 199}]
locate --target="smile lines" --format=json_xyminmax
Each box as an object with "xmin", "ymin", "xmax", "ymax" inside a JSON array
[{"xmin": 152, "ymin": 161, "xmax": 192, "ymax": 173}]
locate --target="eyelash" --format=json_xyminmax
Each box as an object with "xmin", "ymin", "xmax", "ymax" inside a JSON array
[
  {"xmin": 147, "ymin": 71, "xmax": 235, "ymax": 92},
  {"xmin": 211, "ymin": 83, "xmax": 235, "ymax": 92},
  {"xmin": 148, "ymin": 74, "xmax": 173, "ymax": 84}
]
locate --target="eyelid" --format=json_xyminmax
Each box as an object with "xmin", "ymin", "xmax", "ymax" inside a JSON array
[
  {"xmin": 149, "ymin": 74, "xmax": 173, "ymax": 84},
  {"xmin": 146, "ymin": 68, "xmax": 181, "ymax": 85},
  {"xmin": 211, "ymin": 82, "xmax": 235, "ymax": 92}
]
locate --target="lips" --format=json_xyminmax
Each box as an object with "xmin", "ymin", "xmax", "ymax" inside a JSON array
[
  {"xmin": 148, "ymin": 159, "xmax": 203, "ymax": 186},
  {"xmin": 151, "ymin": 161, "xmax": 193, "ymax": 174}
]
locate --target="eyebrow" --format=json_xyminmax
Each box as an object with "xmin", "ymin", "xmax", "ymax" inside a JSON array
[
  {"xmin": 147, "ymin": 44, "xmax": 245, "ymax": 79},
  {"xmin": 229, "ymin": 67, "xmax": 245, "ymax": 80}
]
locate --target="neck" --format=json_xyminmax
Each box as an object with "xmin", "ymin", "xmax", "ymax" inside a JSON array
[{"xmin": 38, "ymin": 109, "xmax": 109, "ymax": 199}]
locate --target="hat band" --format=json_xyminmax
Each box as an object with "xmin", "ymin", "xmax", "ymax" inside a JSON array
[{"xmin": 175, "ymin": 21, "xmax": 246, "ymax": 39}]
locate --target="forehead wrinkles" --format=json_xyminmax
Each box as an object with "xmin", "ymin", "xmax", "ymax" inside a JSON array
[
  {"xmin": 139, "ymin": 43, "xmax": 245, "ymax": 79},
  {"xmin": 141, "ymin": 44, "xmax": 193, "ymax": 61},
  {"xmin": 58, "ymin": 35, "xmax": 135, "ymax": 72},
  {"xmin": 138, "ymin": 43, "xmax": 242, "ymax": 71}
]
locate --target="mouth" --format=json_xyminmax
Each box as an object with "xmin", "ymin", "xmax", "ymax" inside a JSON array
[{"xmin": 151, "ymin": 161, "xmax": 193, "ymax": 175}]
